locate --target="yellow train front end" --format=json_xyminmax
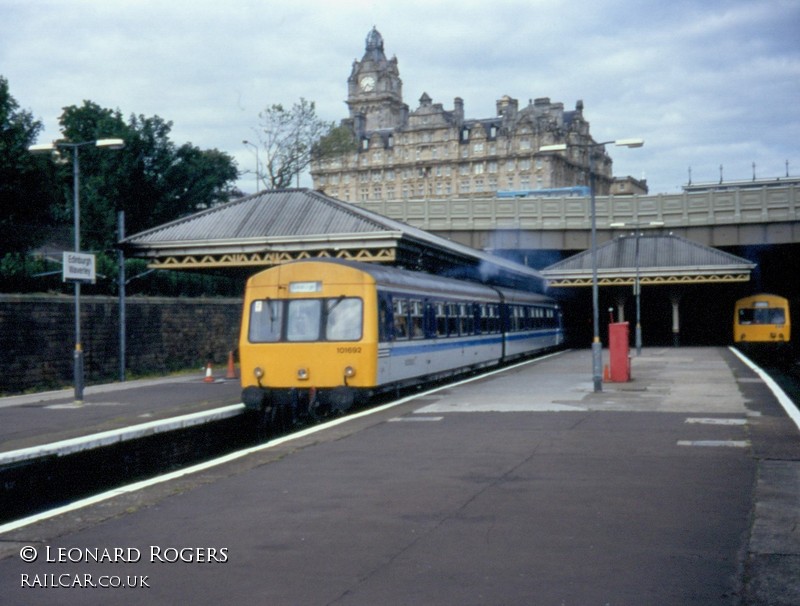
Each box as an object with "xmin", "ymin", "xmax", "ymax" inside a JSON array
[
  {"xmin": 733, "ymin": 294, "xmax": 791, "ymax": 346},
  {"xmin": 239, "ymin": 261, "xmax": 379, "ymax": 425}
]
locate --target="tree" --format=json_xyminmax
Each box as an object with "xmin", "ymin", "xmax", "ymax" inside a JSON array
[
  {"xmin": 56, "ymin": 102, "xmax": 240, "ymax": 250},
  {"xmin": 2, "ymin": 93, "xmax": 241, "ymax": 294},
  {"xmin": 256, "ymin": 98, "xmax": 335, "ymax": 189},
  {"xmin": 0, "ymin": 76, "xmax": 55, "ymax": 254}
]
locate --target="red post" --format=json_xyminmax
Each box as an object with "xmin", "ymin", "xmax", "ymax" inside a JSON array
[{"xmin": 608, "ymin": 322, "xmax": 631, "ymax": 382}]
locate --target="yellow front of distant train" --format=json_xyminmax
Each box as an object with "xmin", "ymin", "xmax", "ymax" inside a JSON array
[{"xmin": 733, "ymin": 293, "xmax": 791, "ymax": 345}]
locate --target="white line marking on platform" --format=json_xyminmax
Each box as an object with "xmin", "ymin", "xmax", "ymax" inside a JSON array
[
  {"xmin": 677, "ymin": 440, "xmax": 750, "ymax": 448},
  {"xmin": 388, "ymin": 416, "xmax": 444, "ymax": 422},
  {"xmin": 685, "ymin": 418, "xmax": 748, "ymax": 426},
  {"xmin": 0, "ymin": 404, "xmax": 246, "ymax": 465},
  {"xmin": 416, "ymin": 402, "xmax": 588, "ymax": 413}
]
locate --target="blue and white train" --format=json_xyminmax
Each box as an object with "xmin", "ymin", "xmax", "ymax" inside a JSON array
[{"xmin": 239, "ymin": 259, "xmax": 563, "ymax": 428}]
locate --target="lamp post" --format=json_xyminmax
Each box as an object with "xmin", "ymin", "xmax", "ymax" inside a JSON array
[
  {"xmin": 28, "ymin": 138, "xmax": 125, "ymax": 402},
  {"xmin": 541, "ymin": 138, "xmax": 643, "ymax": 392},
  {"xmin": 610, "ymin": 220, "xmax": 664, "ymax": 356},
  {"xmin": 242, "ymin": 140, "xmax": 262, "ymax": 191}
]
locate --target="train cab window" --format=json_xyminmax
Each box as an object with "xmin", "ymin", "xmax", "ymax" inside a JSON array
[
  {"xmin": 435, "ymin": 302, "xmax": 447, "ymax": 337},
  {"xmin": 393, "ymin": 299, "xmax": 409, "ymax": 339},
  {"xmin": 325, "ymin": 298, "xmax": 363, "ymax": 341},
  {"xmin": 410, "ymin": 299, "xmax": 425, "ymax": 339},
  {"xmin": 739, "ymin": 308, "xmax": 785, "ymax": 325},
  {"xmin": 249, "ymin": 299, "xmax": 283, "ymax": 342},
  {"xmin": 286, "ymin": 299, "xmax": 322, "ymax": 341}
]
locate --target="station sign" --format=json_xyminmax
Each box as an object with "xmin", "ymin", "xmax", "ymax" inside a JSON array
[{"xmin": 62, "ymin": 252, "xmax": 96, "ymax": 283}]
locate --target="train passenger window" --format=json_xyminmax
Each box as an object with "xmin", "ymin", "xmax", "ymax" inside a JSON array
[
  {"xmin": 488, "ymin": 305, "xmax": 500, "ymax": 333},
  {"xmin": 394, "ymin": 300, "xmax": 409, "ymax": 339},
  {"xmin": 249, "ymin": 300, "xmax": 283, "ymax": 342},
  {"xmin": 326, "ymin": 298, "xmax": 363, "ymax": 341},
  {"xmin": 435, "ymin": 302, "xmax": 447, "ymax": 337},
  {"xmin": 447, "ymin": 303, "xmax": 459, "ymax": 336},
  {"xmin": 410, "ymin": 300, "xmax": 425, "ymax": 339},
  {"xmin": 459, "ymin": 303, "xmax": 473, "ymax": 335},
  {"xmin": 287, "ymin": 299, "xmax": 321, "ymax": 341},
  {"xmin": 378, "ymin": 296, "xmax": 391, "ymax": 342}
]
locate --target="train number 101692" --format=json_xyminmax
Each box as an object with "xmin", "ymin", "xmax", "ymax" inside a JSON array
[{"xmin": 336, "ymin": 346, "xmax": 362, "ymax": 354}]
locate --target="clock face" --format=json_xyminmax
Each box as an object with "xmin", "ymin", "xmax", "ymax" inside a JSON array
[{"xmin": 359, "ymin": 76, "xmax": 375, "ymax": 92}]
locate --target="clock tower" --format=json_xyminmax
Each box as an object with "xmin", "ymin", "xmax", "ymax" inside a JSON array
[{"xmin": 346, "ymin": 27, "xmax": 408, "ymax": 133}]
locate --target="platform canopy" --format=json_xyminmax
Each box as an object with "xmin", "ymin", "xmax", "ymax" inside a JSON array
[
  {"xmin": 541, "ymin": 233, "xmax": 755, "ymax": 287},
  {"xmin": 120, "ymin": 188, "xmax": 545, "ymax": 290}
]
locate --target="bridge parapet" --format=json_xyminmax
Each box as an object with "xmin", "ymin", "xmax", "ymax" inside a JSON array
[{"xmin": 358, "ymin": 185, "xmax": 799, "ymax": 232}]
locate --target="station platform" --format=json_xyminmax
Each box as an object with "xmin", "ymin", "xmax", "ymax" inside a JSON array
[
  {"xmin": 1, "ymin": 347, "xmax": 798, "ymax": 605},
  {"xmin": 0, "ymin": 370, "xmax": 242, "ymax": 458}
]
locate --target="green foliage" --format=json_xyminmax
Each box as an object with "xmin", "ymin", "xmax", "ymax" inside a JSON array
[
  {"xmin": 57, "ymin": 103, "xmax": 241, "ymax": 249},
  {"xmin": 0, "ymin": 78, "xmax": 249, "ymax": 297},
  {"xmin": 0, "ymin": 76, "xmax": 55, "ymax": 255},
  {"xmin": 0, "ymin": 252, "xmax": 240, "ymax": 296},
  {"xmin": 0, "ymin": 253, "xmax": 62, "ymax": 292}
]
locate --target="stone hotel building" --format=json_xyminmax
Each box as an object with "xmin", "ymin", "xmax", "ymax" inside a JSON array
[{"xmin": 311, "ymin": 28, "xmax": 644, "ymax": 202}]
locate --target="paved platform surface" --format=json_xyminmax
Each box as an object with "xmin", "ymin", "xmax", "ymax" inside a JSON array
[
  {"xmin": 0, "ymin": 347, "xmax": 798, "ymax": 605},
  {"xmin": 0, "ymin": 371, "xmax": 242, "ymax": 454}
]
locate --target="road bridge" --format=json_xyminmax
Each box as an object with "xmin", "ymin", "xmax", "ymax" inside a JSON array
[{"xmin": 357, "ymin": 183, "xmax": 800, "ymax": 251}]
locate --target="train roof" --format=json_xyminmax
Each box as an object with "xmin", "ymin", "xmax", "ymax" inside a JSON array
[{"xmin": 277, "ymin": 259, "xmax": 556, "ymax": 304}]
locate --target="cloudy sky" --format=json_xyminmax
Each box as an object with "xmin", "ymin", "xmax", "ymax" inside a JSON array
[{"xmin": 3, "ymin": 0, "xmax": 798, "ymax": 195}]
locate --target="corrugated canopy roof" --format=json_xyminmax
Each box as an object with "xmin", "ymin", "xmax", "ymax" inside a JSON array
[
  {"xmin": 541, "ymin": 234, "xmax": 755, "ymax": 286},
  {"xmin": 121, "ymin": 188, "xmax": 546, "ymax": 291}
]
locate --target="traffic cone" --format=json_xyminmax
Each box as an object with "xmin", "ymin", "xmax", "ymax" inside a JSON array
[
  {"xmin": 226, "ymin": 350, "xmax": 237, "ymax": 380},
  {"xmin": 203, "ymin": 363, "xmax": 215, "ymax": 383},
  {"xmin": 603, "ymin": 364, "xmax": 610, "ymax": 382}
]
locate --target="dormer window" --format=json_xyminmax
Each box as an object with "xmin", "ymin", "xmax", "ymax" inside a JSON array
[
  {"xmin": 361, "ymin": 138, "xmax": 369, "ymax": 151},
  {"xmin": 461, "ymin": 127, "xmax": 470, "ymax": 142}
]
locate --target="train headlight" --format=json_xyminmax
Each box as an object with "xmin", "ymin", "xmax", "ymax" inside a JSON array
[
  {"xmin": 253, "ymin": 366, "xmax": 264, "ymax": 387},
  {"xmin": 344, "ymin": 366, "xmax": 356, "ymax": 378},
  {"xmin": 297, "ymin": 368, "xmax": 309, "ymax": 380}
]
